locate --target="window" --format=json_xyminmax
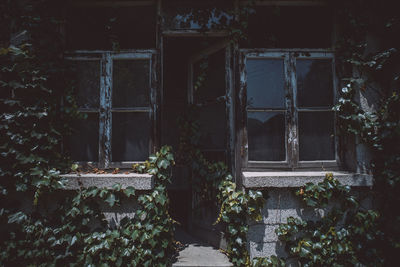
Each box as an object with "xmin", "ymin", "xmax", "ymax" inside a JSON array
[
  {"xmin": 242, "ymin": 50, "xmax": 337, "ymax": 169},
  {"xmin": 66, "ymin": 51, "xmax": 157, "ymax": 168}
]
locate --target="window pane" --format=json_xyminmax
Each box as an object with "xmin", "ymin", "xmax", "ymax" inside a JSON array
[
  {"xmin": 69, "ymin": 113, "xmax": 99, "ymax": 161},
  {"xmin": 193, "ymin": 48, "xmax": 225, "ymax": 104},
  {"xmin": 112, "ymin": 112, "xmax": 149, "ymax": 161},
  {"xmin": 248, "ymin": 112, "xmax": 285, "ymax": 161},
  {"xmin": 297, "ymin": 59, "xmax": 333, "ymax": 108},
  {"xmin": 299, "ymin": 112, "xmax": 335, "ymax": 161},
  {"xmin": 112, "ymin": 60, "xmax": 150, "ymax": 108},
  {"xmin": 74, "ymin": 60, "xmax": 100, "ymax": 109},
  {"xmin": 247, "ymin": 59, "xmax": 285, "ymax": 109}
]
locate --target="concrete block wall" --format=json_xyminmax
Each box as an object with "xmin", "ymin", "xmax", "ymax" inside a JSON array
[{"xmin": 247, "ymin": 187, "xmax": 372, "ymax": 259}]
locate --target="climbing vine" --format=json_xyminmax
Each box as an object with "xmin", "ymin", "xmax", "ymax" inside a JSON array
[
  {"xmin": 176, "ymin": 108, "xmax": 265, "ymax": 267},
  {"xmin": 1, "ymin": 0, "xmax": 400, "ymax": 266},
  {"xmin": 264, "ymin": 1, "xmax": 400, "ymax": 266},
  {"xmin": 274, "ymin": 174, "xmax": 382, "ymax": 266},
  {"xmin": 0, "ymin": 1, "xmax": 176, "ymax": 266}
]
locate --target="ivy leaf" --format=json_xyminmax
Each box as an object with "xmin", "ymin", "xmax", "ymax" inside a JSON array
[
  {"xmin": 306, "ymin": 198, "xmax": 318, "ymax": 207},
  {"xmin": 124, "ymin": 186, "xmax": 135, "ymax": 198},
  {"xmin": 157, "ymin": 159, "xmax": 170, "ymax": 169},
  {"xmin": 105, "ymin": 193, "xmax": 117, "ymax": 207},
  {"xmin": 71, "ymin": 235, "xmax": 77, "ymax": 246},
  {"xmin": 112, "ymin": 183, "xmax": 122, "ymax": 192}
]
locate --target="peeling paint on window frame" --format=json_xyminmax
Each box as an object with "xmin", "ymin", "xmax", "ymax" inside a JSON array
[
  {"xmin": 239, "ymin": 49, "xmax": 339, "ymax": 170},
  {"xmin": 65, "ymin": 50, "xmax": 158, "ymax": 169}
]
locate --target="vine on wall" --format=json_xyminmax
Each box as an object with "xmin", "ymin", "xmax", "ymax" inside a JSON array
[
  {"xmin": 1, "ymin": 0, "xmax": 400, "ymax": 266},
  {"xmin": 0, "ymin": 1, "xmax": 176, "ymax": 266},
  {"xmin": 177, "ymin": 109, "xmax": 265, "ymax": 267}
]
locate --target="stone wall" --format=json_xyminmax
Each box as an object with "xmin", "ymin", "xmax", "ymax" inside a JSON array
[{"xmin": 247, "ymin": 187, "xmax": 373, "ymax": 259}]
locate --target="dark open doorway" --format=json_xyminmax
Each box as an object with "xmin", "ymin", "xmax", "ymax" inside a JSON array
[{"xmin": 162, "ymin": 36, "xmax": 230, "ymax": 241}]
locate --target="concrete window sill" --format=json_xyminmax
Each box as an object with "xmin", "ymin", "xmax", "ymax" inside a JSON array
[
  {"xmin": 61, "ymin": 173, "xmax": 154, "ymax": 190},
  {"xmin": 242, "ymin": 171, "xmax": 373, "ymax": 188}
]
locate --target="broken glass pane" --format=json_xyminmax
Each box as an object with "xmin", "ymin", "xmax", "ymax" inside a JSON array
[
  {"xmin": 248, "ymin": 111, "xmax": 285, "ymax": 161},
  {"xmin": 246, "ymin": 59, "xmax": 285, "ymax": 109},
  {"xmin": 163, "ymin": 0, "xmax": 233, "ymax": 30},
  {"xmin": 112, "ymin": 59, "xmax": 150, "ymax": 108},
  {"xmin": 69, "ymin": 113, "xmax": 99, "ymax": 161},
  {"xmin": 299, "ymin": 111, "xmax": 335, "ymax": 160},
  {"xmin": 112, "ymin": 112, "xmax": 149, "ymax": 161},
  {"xmin": 74, "ymin": 60, "xmax": 100, "ymax": 109},
  {"xmin": 297, "ymin": 59, "xmax": 333, "ymax": 108}
]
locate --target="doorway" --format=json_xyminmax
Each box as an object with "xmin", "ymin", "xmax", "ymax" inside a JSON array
[{"xmin": 162, "ymin": 36, "xmax": 233, "ymax": 241}]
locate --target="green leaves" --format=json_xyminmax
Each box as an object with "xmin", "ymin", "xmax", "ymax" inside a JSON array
[
  {"xmin": 105, "ymin": 193, "xmax": 117, "ymax": 207},
  {"xmin": 275, "ymin": 174, "xmax": 382, "ymax": 266},
  {"xmin": 157, "ymin": 159, "xmax": 170, "ymax": 169},
  {"xmin": 123, "ymin": 186, "xmax": 135, "ymax": 198}
]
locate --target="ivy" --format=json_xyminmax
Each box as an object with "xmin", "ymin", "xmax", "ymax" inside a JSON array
[
  {"xmin": 1, "ymin": 145, "xmax": 176, "ymax": 266},
  {"xmin": 0, "ymin": 2, "xmax": 176, "ymax": 265},
  {"xmin": 2, "ymin": 0, "xmax": 400, "ymax": 266},
  {"xmin": 274, "ymin": 174, "xmax": 382, "ymax": 266},
  {"xmin": 177, "ymin": 108, "xmax": 265, "ymax": 267}
]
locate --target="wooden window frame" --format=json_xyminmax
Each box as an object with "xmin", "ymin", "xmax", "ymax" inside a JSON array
[
  {"xmin": 240, "ymin": 49, "xmax": 339, "ymax": 170},
  {"xmin": 66, "ymin": 50, "xmax": 158, "ymax": 169}
]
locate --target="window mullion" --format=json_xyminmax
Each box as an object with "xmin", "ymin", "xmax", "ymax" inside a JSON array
[
  {"xmin": 99, "ymin": 52, "xmax": 112, "ymax": 168},
  {"xmin": 285, "ymin": 52, "xmax": 298, "ymax": 169}
]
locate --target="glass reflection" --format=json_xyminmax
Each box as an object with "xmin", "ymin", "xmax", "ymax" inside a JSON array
[
  {"xmin": 248, "ymin": 112, "xmax": 285, "ymax": 161},
  {"xmin": 297, "ymin": 59, "xmax": 333, "ymax": 107},
  {"xmin": 247, "ymin": 59, "xmax": 285, "ymax": 109}
]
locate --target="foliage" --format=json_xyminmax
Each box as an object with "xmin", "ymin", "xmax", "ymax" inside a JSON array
[
  {"xmin": 275, "ymin": 174, "xmax": 382, "ymax": 266},
  {"xmin": 251, "ymin": 256, "xmax": 285, "ymax": 267},
  {"xmin": 1, "ymin": 2, "xmax": 176, "ymax": 265},
  {"xmin": 2, "ymin": 0, "xmax": 400, "ymax": 266},
  {"xmin": 215, "ymin": 176, "xmax": 264, "ymax": 267},
  {"xmin": 177, "ymin": 109, "xmax": 265, "ymax": 267},
  {"xmin": 0, "ymin": 146, "xmax": 176, "ymax": 267},
  {"xmin": 332, "ymin": 0, "xmax": 400, "ymax": 264}
]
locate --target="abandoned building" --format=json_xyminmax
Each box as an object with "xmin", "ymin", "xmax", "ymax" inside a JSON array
[{"xmin": 61, "ymin": 0, "xmax": 374, "ymax": 262}]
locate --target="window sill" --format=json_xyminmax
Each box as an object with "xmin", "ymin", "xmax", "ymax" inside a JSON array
[
  {"xmin": 242, "ymin": 171, "xmax": 373, "ymax": 188},
  {"xmin": 61, "ymin": 173, "xmax": 154, "ymax": 190}
]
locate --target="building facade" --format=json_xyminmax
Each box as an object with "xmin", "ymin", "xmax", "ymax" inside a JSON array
[{"xmin": 64, "ymin": 0, "xmax": 374, "ymax": 259}]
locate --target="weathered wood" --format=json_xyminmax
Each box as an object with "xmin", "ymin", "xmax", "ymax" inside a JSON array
[
  {"xmin": 240, "ymin": 49, "xmax": 337, "ymax": 170},
  {"xmin": 225, "ymin": 44, "xmax": 235, "ymax": 175},
  {"xmin": 238, "ymin": 51, "xmax": 248, "ymax": 171},
  {"xmin": 286, "ymin": 52, "xmax": 297, "ymax": 169},
  {"xmin": 150, "ymin": 53, "xmax": 158, "ymax": 154},
  {"xmin": 99, "ymin": 52, "xmax": 112, "ymax": 168},
  {"xmin": 162, "ymin": 30, "xmax": 229, "ymax": 37}
]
